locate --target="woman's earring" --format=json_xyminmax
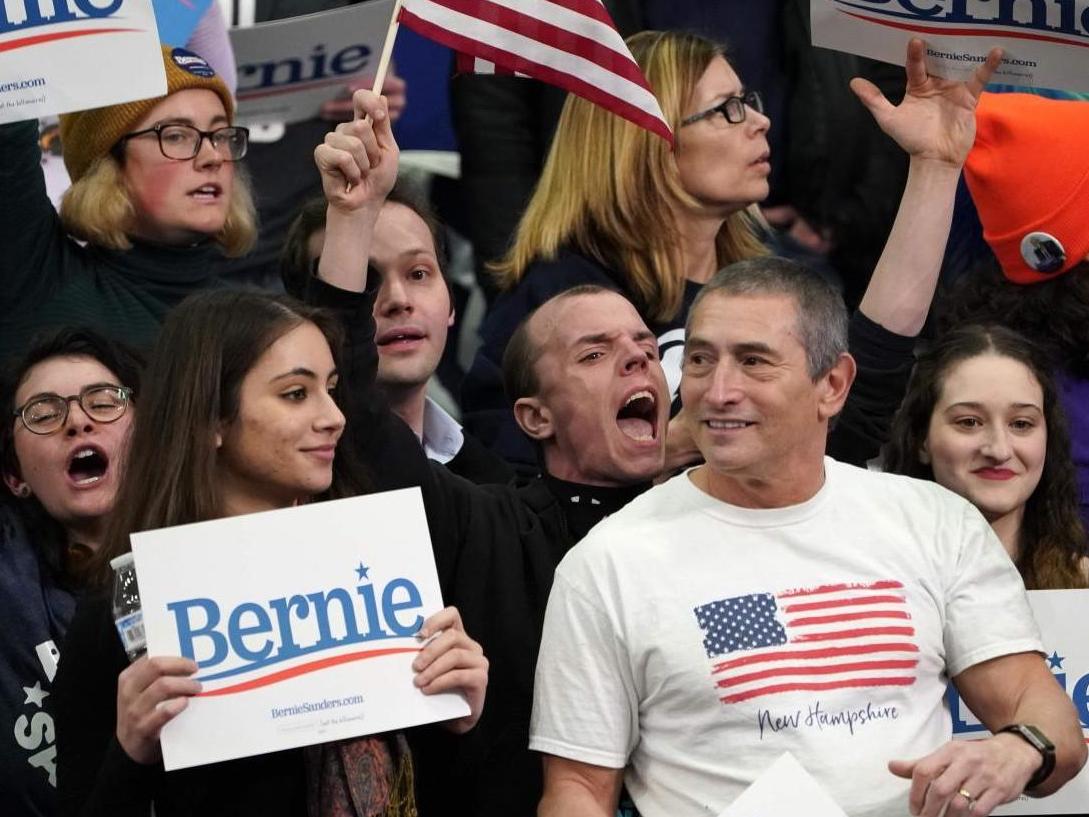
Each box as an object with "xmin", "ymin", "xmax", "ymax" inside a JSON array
[{"xmin": 15, "ymin": 485, "xmax": 31, "ymax": 498}]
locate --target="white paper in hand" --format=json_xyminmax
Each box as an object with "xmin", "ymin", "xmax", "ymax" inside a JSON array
[{"xmin": 717, "ymin": 752, "xmax": 849, "ymax": 817}]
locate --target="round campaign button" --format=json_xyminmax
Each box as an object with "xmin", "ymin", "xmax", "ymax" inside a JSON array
[
  {"xmin": 1020, "ymin": 231, "xmax": 1066, "ymax": 274},
  {"xmin": 171, "ymin": 48, "xmax": 217, "ymax": 78}
]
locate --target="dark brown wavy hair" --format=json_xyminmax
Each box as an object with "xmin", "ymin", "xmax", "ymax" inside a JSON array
[
  {"xmin": 937, "ymin": 259, "xmax": 1089, "ymax": 378},
  {"xmin": 88, "ymin": 290, "xmax": 371, "ymax": 587},
  {"xmin": 884, "ymin": 324, "xmax": 1088, "ymax": 589}
]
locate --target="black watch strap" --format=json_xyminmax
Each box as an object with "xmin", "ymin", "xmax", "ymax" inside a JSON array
[{"xmin": 997, "ymin": 724, "xmax": 1056, "ymax": 790}]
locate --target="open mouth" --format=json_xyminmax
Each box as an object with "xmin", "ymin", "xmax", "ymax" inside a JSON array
[
  {"xmin": 66, "ymin": 445, "xmax": 109, "ymax": 486},
  {"xmin": 616, "ymin": 390, "xmax": 658, "ymax": 442},
  {"xmin": 188, "ymin": 184, "xmax": 222, "ymax": 201}
]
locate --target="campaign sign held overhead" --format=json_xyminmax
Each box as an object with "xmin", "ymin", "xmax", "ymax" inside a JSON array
[
  {"xmin": 230, "ymin": 0, "xmax": 396, "ymax": 126},
  {"xmin": 0, "ymin": 0, "xmax": 166, "ymax": 124},
  {"xmin": 949, "ymin": 590, "xmax": 1089, "ymax": 815},
  {"xmin": 132, "ymin": 488, "xmax": 469, "ymax": 771},
  {"xmin": 811, "ymin": 0, "xmax": 1089, "ymax": 94}
]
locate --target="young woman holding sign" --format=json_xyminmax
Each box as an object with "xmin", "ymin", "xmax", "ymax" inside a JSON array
[
  {"xmin": 52, "ymin": 296, "xmax": 487, "ymax": 815},
  {"xmin": 53, "ymin": 96, "xmax": 486, "ymax": 816},
  {"xmin": 0, "ymin": 46, "xmax": 256, "ymax": 360}
]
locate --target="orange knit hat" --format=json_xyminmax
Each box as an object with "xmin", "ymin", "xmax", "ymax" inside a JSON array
[
  {"xmin": 965, "ymin": 92, "xmax": 1089, "ymax": 285},
  {"xmin": 59, "ymin": 46, "xmax": 234, "ymax": 183}
]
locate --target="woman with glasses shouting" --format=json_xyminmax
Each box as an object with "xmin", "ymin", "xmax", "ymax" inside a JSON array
[
  {"xmin": 0, "ymin": 46, "xmax": 256, "ymax": 360},
  {"xmin": 461, "ymin": 31, "xmax": 1006, "ymax": 476},
  {"xmin": 0, "ymin": 328, "xmax": 142, "ymax": 816}
]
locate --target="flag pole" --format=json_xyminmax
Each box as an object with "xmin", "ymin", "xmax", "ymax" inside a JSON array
[
  {"xmin": 345, "ymin": 0, "xmax": 402, "ymax": 193},
  {"xmin": 371, "ymin": 0, "xmax": 404, "ymax": 93}
]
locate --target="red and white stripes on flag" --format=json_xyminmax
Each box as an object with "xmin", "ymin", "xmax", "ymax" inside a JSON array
[{"xmin": 398, "ymin": 0, "xmax": 674, "ymax": 144}]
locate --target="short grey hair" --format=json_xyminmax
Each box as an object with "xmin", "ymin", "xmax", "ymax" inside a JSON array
[{"xmin": 687, "ymin": 257, "xmax": 848, "ymax": 379}]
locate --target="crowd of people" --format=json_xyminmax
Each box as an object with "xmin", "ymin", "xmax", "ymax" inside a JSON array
[{"xmin": 2, "ymin": 15, "xmax": 1088, "ymax": 817}]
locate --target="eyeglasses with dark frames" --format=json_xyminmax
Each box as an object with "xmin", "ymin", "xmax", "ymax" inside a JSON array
[
  {"xmin": 13, "ymin": 385, "xmax": 134, "ymax": 436},
  {"xmin": 681, "ymin": 90, "xmax": 764, "ymax": 127},
  {"xmin": 118, "ymin": 123, "xmax": 249, "ymax": 161}
]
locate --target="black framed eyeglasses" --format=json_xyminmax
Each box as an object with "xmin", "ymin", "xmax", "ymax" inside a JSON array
[
  {"xmin": 119, "ymin": 123, "xmax": 249, "ymax": 161},
  {"xmin": 13, "ymin": 385, "xmax": 134, "ymax": 436},
  {"xmin": 681, "ymin": 91, "xmax": 764, "ymax": 127}
]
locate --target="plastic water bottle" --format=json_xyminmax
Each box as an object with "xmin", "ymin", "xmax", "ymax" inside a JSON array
[{"xmin": 110, "ymin": 553, "xmax": 146, "ymax": 662}]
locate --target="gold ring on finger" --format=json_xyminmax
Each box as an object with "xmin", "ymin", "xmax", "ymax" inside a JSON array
[{"xmin": 958, "ymin": 788, "xmax": 976, "ymax": 812}]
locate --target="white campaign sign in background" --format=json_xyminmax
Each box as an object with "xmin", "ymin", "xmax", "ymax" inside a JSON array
[
  {"xmin": 133, "ymin": 488, "xmax": 469, "ymax": 771},
  {"xmin": 950, "ymin": 590, "xmax": 1089, "ymax": 815},
  {"xmin": 0, "ymin": 0, "xmax": 166, "ymax": 124},
  {"xmin": 229, "ymin": 0, "xmax": 396, "ymax": 126},
  {"xmin": 811, "ymin": 0, "xmax": 1089, "ymax": 94}
]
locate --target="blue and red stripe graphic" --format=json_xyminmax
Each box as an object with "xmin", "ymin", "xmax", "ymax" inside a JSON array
[{"xmin": 694, "ymin": 580, "xmax": 918, "ymax": 705}]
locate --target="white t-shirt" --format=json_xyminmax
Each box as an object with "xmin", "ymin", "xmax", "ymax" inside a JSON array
[{"xmin": 529, "ymin": 458, "xmax": 1042, "ymax": 817}]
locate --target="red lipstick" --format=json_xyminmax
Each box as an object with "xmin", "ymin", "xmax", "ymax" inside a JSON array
[{"xmin": 973, "ymin": 467, "xmax": 1016, "ymax": 481}]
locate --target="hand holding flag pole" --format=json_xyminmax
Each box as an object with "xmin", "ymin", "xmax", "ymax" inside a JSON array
[{"xmin": 341, "ymin": 0, "xmax": 403, "ymax": 193}]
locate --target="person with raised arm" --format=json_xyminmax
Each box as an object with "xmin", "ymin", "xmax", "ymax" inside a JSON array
[{"xmin": 0, "ymin": 47, "xmax": 255, "ymax": 358}]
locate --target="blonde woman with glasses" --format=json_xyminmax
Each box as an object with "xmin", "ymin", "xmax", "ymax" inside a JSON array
[{"xmin": 0, "ymin": 46, "xmax": 257, "ymax": 359}]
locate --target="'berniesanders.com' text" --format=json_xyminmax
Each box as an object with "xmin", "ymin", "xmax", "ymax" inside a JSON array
[
  {"xmin": 0, "ymin": 77, "xmax": 45, "ymax": 93},
  {"xmin": 926, "ymin": 47, "xmax": 1038, "ymax": 68},
  {"xmin": 271, "ymin": 694, "xmax": 364, "ymax": 719}
]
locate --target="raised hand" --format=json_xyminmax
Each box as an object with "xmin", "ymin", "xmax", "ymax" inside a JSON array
[
  {"xmin": 314, "ymin": 89, "xmax": 399, "ymax": 214},
  {"xmin": 412, "ymin": 606, "xmax": 488, "ymax": 734},
  {"xmin": 851, "ymin": 38, "xmax": 1003, "ymax": 168},
  {"xmin": 115, "ymin": 655, "xmax": 201, "ymax": 764}
]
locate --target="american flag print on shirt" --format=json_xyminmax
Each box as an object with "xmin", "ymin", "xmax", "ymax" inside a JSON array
[{"xmin": 693, "ymin": 580, "xmax": 918, "ymax": 705}]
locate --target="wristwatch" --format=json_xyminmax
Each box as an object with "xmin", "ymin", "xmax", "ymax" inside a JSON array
[{"xmin": 997, "ymin": 724, "xmax": 1056, "ymax": 790}]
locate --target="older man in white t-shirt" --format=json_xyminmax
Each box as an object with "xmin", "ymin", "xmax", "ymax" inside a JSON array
[{"xmin": 529, "ymin": 257, "xmax": 1087, "ymax": 817}]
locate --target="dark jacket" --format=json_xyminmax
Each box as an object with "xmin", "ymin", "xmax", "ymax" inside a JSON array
[
  {"xmin": 317, "ymin": 280, "xmax": 626, "ymax": 816},
  {"xmin": 0, "ymin": 502, "xmax": 76, "ymax": 817},
  {"xmin": 445, "ymin": 430, "xmax": 516, "ymax": 485},
  {"xmin": 0, "ymin": 121, "xmax": 227, "ymax": 361}
]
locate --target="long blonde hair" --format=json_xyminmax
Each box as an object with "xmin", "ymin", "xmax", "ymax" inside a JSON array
[
  {"xmin": 492, "ymin": 30, "xmax": 767, "ymax": 323},
  {"xmin": 59, "ymin": 155, "xmax": 257, "ymax": 257}
]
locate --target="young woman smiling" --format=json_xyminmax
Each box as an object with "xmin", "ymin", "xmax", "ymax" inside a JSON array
[
  {"xmin": 884, "ymin": 325, "xmax": 1089, "ymax": 589},
  {"xmin": 0, "ymin": 46, "xmax": 256, "ymax": 359},
  {"xmin": 52, "ymin": 288, "xmax": 487, "ymax": 817},
  {"xmin": 53, "ymin": 94, "xmax": 486, "ymax": 807}
]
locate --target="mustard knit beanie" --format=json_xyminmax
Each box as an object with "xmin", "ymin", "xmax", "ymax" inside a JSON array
[{"xmin": 59, "ymin": 46, "xmax": 234, "ymax": 183}]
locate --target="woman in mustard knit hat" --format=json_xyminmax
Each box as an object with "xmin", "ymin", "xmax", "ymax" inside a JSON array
[{"xmin": 0, "ymin": 46, "xmax": 257, "ymax": 358}]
